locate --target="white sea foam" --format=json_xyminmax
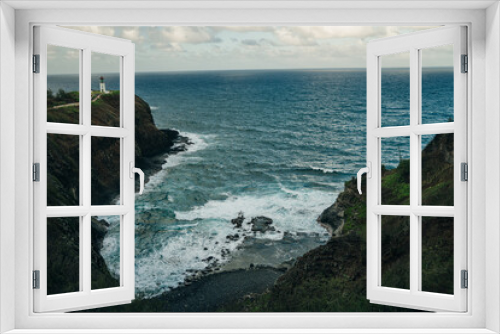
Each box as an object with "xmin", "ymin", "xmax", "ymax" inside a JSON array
[
  {"xmin": 175, "ymin": 189, "xmax": 336, "ymax": 236},
  {"xmin": 150, "ymin": 106, "xmax": 159, "ymax": 110},
  {"xmin": 309, "ymin": 166, "xmax": 336, "ymax": 174},
  {"xmin": 102, "ymin": 215, "xmax": 245, "ymax": 298},
  {"xmin": 100, "ymin": 131, "xmax": 339, "ymax": 298},
  {"xmin": 145, "ymin": 132, "xmax": 213, "ymax": 190},
  {"xmin": 101, "ymin": 187, "xmax": 336, "ymax": 298}
]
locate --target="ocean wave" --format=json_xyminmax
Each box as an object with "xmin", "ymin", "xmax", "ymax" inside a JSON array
[
  {"xmin": 145, "ymin": 132, "xmax": 213, "ymax": 190},
  {"xmin": 179, "ymin": 131, "xmax": 216, "ymax": 153},
  {"xmin": 150, "ymin": 106, "xmax": 159, "ymax": 110},
  {"xmin": 174, "ymin": 188, "xmax": 336, "ymax": 236},
  {"xmin": 289, "ymin": 166, "xmax": 341, "ymax": 175},
  {"xmin": 309, "ymin": 166, "xmax": 336, "ymax": 174},
  {"xmin": 103, "ymin": 216, "xmax": 246, "ymax": 299}
]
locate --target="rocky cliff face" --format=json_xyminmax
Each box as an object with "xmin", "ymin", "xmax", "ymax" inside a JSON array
[
  {"xmin": 227, "ymin": 133, "xmax": 454, "ymax": 312},
  {"xmin": 46, "ymin": 92, "xmax": 179, "ymax": 294}
]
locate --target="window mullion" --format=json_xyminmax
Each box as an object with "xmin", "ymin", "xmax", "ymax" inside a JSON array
[
  {"xmin": 409, "ymin": 47, "xmax": 420, "ymax": 294},
  {"xmin": 82, "ymin": 47, "xmax": 92, "ymax": 294}
]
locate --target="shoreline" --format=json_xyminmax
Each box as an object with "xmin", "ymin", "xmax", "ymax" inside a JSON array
[
  {"xmin": 135, "ymin": 129, "xmax": 191, "ymax": 187},
  {"xmin": 96, "ymin": 129, "xmax": 335, "ymax": 312},
  {"xmin": 87, "ymin": 267, "xmax": 285, "ymax": 312}
]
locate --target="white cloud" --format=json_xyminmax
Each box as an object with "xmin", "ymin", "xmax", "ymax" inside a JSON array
[
  {"xmin": 66, "ymin": 26, "xmax": 116, "ymax": 36},
  {"xmin": 160, "ymin": 27, "xmax": 220, "ymax": 44},
  {"xmin": 212, "ymin": 26, "xmax": 275, "ymax": 33}
]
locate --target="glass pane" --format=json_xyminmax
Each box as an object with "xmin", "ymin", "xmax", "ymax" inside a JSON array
[
  {"xmin": 381, "ymin": 137, "xmax": 410, "ymax": 205},
  {"xmin": 47, "ymin": 45, "xmax": 80, "ymax": 124},
  {"xmin": 381, "ymin": 52, "xmax": 410, "ymax": 127},
  {"xmin": 91, "ymin": 137, "xmax": 121, "ymax": 205},
  {"xmin": 47, "ymin": 134, "xmax": 80, "ymax": 206},
  {"xmin": 47, "ymin": 217, "xmax": 80, "ymax": 295},
  {"xmin": 91, "ymin": 52, "xmax": 121, "ymax": 127},
  {"xmin": 421, "ymin": 134, "xmax": 454, "ymax": 206},
  {"xmin": 421, "ymin": 217, "xmax": 454, "ymax": 294},
  {"xmin": 381, "ymin": 215, "xmax": 410, "ymax": 290},
  {"xmin": 92, "ymin": 216, "xmax": 120, "ymax": 290},
  {"xmin": 421, "ymin": 45, "xmax": 454, "ymax": 124}
]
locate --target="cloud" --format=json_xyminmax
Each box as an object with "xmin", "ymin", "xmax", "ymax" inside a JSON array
[
  {"xmin": 212, "ymin": 26, "xmax": 275, "ymax": 33},
  {"xmin": 271, "ymin": 26, "xmax": 435, "ymax": 46},
  {"xmin": 66, "ymin": 26, "xmax": 116, "ymax": 37},
  {"xmin": 159, "ymin": 27, "xmax": 220, "ymax": 44},
  {"xmin": 241, "ymin": 39, "xmax": 259, "ymax": 46}
]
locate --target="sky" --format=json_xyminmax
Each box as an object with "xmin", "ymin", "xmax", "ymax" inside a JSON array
[{"xmin": 46, "ymin": 26, "xmax": 452, "ymax": 74}]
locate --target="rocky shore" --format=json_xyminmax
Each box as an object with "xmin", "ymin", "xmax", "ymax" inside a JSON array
[{"xmin": 222, "ymin": 133, "xmax": 454, "ymax": 312}]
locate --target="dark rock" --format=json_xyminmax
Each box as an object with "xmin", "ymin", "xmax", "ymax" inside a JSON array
[
  {"xmin": 231, "ymin": 212, "xmax": 245, "ymax": 228},
  {"xmin": 250, "ymin": 216, "xmax": 275, "ymax": 233},
  {"xmin": 226, "ymin": 234, "xmax": 240, "ymax": 241}
]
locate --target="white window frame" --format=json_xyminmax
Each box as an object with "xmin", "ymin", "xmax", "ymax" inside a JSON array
[
  {"xmin": 1, "ymin": 1, "xmax": 499, "ymax": 333},
  {"xmin": 366, "ymin": 26, "xmax": 468, "ymax": 312},
  {"xmin": 33, "ymin": 26, "xmax": 136, "ymax": 313}
]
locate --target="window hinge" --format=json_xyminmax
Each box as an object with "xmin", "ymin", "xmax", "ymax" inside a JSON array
[
  {"xmin": 461, "ymin": 162, "xmax": 468, "ymax": 181},
  {"xmin": 461, "ymin": 54, "xmax": 468, "ymax": 73},
  {"xmin": 461, "ymin": 270, "xmax": 468, "ymax": 289},
  {"xmin": 33, "ymin": 270, "xmax": 40, "ymax": 289},
  {"xmin": 33, "ymin": 163, "xmax": 40, "ymax": 182},
  {"xmin": 33, "ymin": 54, "xmax": 40, "ymax": 73}
]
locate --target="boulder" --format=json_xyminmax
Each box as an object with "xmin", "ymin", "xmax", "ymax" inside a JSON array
[
  {"xmin": 231, "ymin": 213, "xmax": 245, "ymax": 228},
  {"xmin": 250, "ymin": 216, "xmax": 275, "ymax": 233}
]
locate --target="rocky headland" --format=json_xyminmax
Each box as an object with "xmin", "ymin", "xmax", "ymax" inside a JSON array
[{"xmin": 47, "ymin": 91, "xmax": 186, "ymax": 294}]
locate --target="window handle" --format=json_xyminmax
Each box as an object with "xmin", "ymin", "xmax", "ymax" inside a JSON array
[
  {"xmin": 357, "ymin": 162, "xmax": 371, "ymax": 195},
  {"xmin": 129, "ymin": 162, "xmax": 145, "ymax": 195}
]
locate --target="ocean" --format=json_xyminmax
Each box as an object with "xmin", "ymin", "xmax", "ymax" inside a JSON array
[{"xmin": 48, "ymin": 68, "xmax": 453, "ymax": 298}]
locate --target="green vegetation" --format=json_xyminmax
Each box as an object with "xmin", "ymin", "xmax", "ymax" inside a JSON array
[{"xmin": 47, "ymin": 89, "xmax": 79, "ymax": 108}]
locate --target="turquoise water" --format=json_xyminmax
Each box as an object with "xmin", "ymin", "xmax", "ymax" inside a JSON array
[{"xmin": 48, "ymin": 68, "xmax": 453, "ymax": 298}]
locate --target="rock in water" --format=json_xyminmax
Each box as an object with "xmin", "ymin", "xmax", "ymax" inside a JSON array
[
  {"xmin": 250, "ymin": 216, "xmax": 275, "ymax": 233},
  {"xmin": 231, "ymin": 212, "xmax": 245, "ymax": 228}
]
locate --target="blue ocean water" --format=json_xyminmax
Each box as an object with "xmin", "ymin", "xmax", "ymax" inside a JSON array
[{"xmin": 48, "ymin": 68, "xmax": 453, "ymax": 298}]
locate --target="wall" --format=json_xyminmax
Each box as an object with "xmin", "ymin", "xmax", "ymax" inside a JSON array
[
  {"xmin": 0, "ymin": 2, "xmax": 16, "ymax": 333},
  {"xmin": 486, "ymin": 2, "xmax": 500, "ymax": 333}
]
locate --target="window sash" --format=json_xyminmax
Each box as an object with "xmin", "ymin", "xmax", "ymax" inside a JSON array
[
  {"xmin": 366, "ymin": 26, "xmax": 468, "ymax": 312},
  {"xmin": 32, "ymin": 26, "xmax": 136, "ymax": 313}
]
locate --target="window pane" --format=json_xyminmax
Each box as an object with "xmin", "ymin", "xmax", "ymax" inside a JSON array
[
  {"xmin": 91, "ymin": 137, "xmax": 121, "ymax": 205},
  {"xmin": 421, "ymin": 45, "xmax": 454, "ymax": 124},
  {"xmin": 381, "ymin": 137, "xmax": 410, "ymax": 205},
  {"xmin": 421, "ymin": 217, "xmax": 454, "ymax": 295},
  {"xmin": 92, "ymin": 216, "xmax": 120, "ymax": 290},
  {"xmin": 421, "ymin": 134, "xmax": 454, "ymax": 206},
  {"xmin": 47, "ymin": 217, "xmax": 80, "ymax": 295},
  {"xmin": 91, "ymin": 52, "xmax": 121, "ymax": 127},
  {"xmin": 381, "ymin": 52, "xmax": 410, "ymax": 127},
  {"xmin": 47, "ymin": 134, "xmax": 80, "ymax": 206},
  {"xmin": 381, "ymin": 215, "xmax": 410, "ymax": 290},
  {"xmin": 47, "ymin": 45, "xmax": 80, "ymax": 124}
]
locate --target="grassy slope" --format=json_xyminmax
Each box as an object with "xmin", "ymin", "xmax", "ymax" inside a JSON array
[{"xmin": 222, "ymin": 133, "xmax": 454, "ymax": 312}]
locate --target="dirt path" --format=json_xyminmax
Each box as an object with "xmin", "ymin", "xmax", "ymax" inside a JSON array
[{"xmin": 51, "ymin": 93, "xmax": 102, "ymax": 109}]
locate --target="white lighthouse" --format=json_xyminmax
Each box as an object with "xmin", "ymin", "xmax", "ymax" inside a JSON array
[{"xmin": 99, "ymin": 76, "xmax": 109, "ymax": 94}]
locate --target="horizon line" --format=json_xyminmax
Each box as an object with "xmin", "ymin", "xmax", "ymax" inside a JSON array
[{"xmin": 50, "ymin": 65, "xmax": 454, "ymax": 76}]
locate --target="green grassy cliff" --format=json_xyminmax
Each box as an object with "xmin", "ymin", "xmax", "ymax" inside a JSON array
[
  {"xmin": 223, "ymin": 133, "xmax": 454, "ymax": 312},
  {"xmin": 46, "ymin": 91, "xmax": 178, "ymax": 294}
]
